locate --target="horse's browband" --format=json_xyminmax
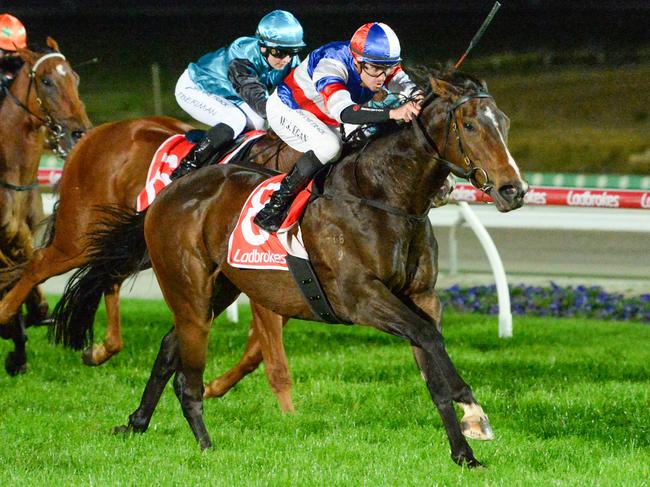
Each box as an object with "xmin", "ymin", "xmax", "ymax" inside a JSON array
[{"xmin": 30, "ymin": 53, "xmax": 66, "ymax": 75}]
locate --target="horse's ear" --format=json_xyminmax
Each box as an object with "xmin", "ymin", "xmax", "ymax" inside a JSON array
[
  {"xmin": 46, "ymin": 37, "xmax": 61, "ymax": 52},
  {"xmin": 428, "ymin": 77, "xmax": 463, "ymax": 99},
  {"xmin": 15, "ymin": 46, "xmax": 38, "ymax": 65}
]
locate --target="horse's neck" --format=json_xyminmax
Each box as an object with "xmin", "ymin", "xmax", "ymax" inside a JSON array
[
  {"xmin": 329, "ymin": 120, "xmax": 449, "ymax": 216},
  {"xmin": 0, "ymin": 71, "xmax": 44, "ymax": 183}
]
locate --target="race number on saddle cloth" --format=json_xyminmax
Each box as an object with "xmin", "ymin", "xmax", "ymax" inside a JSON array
[
  {"xmin": 227, "ymin": 173, "xmax": 311, "ymax": 271},
  {"xmin": 136, "ymin": 130, "xmax": 265, "ymax": 212},
  {"xmin": 228, "ymin": 172, "xmax": 346, "ymax": 324}
]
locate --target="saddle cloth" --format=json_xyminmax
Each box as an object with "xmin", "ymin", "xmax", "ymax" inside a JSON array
[
  {"xmin": 227, "ymin": 174, "xmax": 313, "ymax": 271},
  {"xmin": 136, "ymin": 129, "xmax": 266, "ymax": 212}
]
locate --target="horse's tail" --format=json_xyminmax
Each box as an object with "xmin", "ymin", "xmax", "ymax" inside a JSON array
[{"xmin": 49, "ymin": 206, "xmax": 147, "ymax": 350}]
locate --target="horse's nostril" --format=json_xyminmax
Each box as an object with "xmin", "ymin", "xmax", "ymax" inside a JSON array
[
  {"xmin": 499, "ymin": 184, "xmax": 519, "ymax": 201},
  {"xmin": 71, "ymin": 131, "xmax": 85, "ymax": 143}
]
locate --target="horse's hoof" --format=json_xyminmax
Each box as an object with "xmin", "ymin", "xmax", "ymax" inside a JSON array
[
  {"xmin": 203, "ymin": 380, "xmax": 229, "ymax": 399},
  {"xmin": 26, "ymin": 316, "xmax": 55, "ymax": 328},
  {"xmin": 5, "ymin": 352, "xmax": 27, "ymax": 376},
  {"xmin": 25, "ymin": 307, "xmax": 50, "ymax": 327},
  {"xmin": 452, "ymin": 451, "xmax": 483, "ymax": 468},
  {"xmin": 199, "ymin": 439, "xmax": 213, "ymax": 451},
  {"xmin": 461, "ymin": 414, "xmax": 494, "ymax": 441},
  {"xmin": 82, "ymin": 346, "xmax": 100, "ymax": 366},
  {"xmin": 82, "ymin": 345, "xmax": 111, "ymax": 366}
]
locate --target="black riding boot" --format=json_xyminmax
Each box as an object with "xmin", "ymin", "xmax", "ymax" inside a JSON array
[
  {"xmin": 254, "ymin": 150, "xmax": 322, "ymax": 232},
  {"xmin": 170, "ymin": 123, "xmax": 235, "ymax": 180}
]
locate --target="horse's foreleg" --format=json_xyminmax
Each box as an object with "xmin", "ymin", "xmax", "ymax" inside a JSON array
[
  {"xmin": 352, "ymin": 280, "xmax": 480, "ymax": 467},
  {"xmin": 0, "ymin": 245, "xmax": 84, "ymax": 325},
  {"xmin": 24, "ymin": 285, "xmax": 50, "ymax": 326},
  {"xmin": 114, "ymin": 328, "xmax": 178, "ymax": 434},
  {"xmin": 410, "ymin": 292, "xmax": 493, "ymax": 441},
  {"xmin": 4, "ymin": 314, "xmax": 27, "ymax": 376},
  {"xmin": 82, "ymin": 283, "xmax": 123, "ymax": 366},
  {"xmin": 204, "ymin": 313, "xmax": 263, "ymax": 399},
  {"xmin": 254, "ymin": 303, "xmax": 293, "ymax": 412}
]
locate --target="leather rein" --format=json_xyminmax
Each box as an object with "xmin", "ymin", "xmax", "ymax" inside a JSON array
[{"xmin": 313, "ymin": 89, "xmax": 495, "ymax": 223}]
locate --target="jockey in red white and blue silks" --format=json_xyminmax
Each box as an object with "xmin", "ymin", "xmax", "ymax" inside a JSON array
[{"xmin": 255, "ymin": 22, "xmax": 423, "ymax": 232}]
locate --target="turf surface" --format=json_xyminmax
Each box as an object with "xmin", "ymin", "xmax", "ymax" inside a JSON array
[{"xmin": 0, "ymin": 300, "xmax": 648, "ymax": 485}]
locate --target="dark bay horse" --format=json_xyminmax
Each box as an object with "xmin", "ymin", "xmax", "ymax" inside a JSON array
[
  {"xmin": 0, "ymin": 38, "xmax": 91, "ymax": 374},
  {"xmin": 53, "ymin": 70, "xmax": 527, "ymax": 466}
]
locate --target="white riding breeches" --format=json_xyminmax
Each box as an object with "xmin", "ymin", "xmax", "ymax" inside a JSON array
[
  {"xmin": 175, "ymin": 69, "xmax": 266, "ymax": 136},
  {"xmin": 266, "ymin": 91, "xmax": 343, "ymax": 164}
]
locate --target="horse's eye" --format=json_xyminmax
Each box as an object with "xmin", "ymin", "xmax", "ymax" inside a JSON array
[
  {"xmin": 41, "ymin": 77, "xmax": 53, "ymax": 87},
  {"xmin": 463, "ymin": 122, "xmax": 475, "ymax": 131}
]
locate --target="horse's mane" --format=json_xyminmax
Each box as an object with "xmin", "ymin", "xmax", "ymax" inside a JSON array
[
  {"xmin": 408, "ymin": 64, "xmax": 489, "ymax": 96},
  {"xmin": 28, "ymin": 44, "xmax": 57, "ymax": 55}
]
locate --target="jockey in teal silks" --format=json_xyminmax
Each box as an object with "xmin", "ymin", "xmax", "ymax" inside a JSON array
[{"xmin": 172, "ymin": 10, "xmax": 306, "ymax": 179}]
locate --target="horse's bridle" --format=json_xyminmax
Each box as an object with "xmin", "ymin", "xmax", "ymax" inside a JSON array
[
  {"xmin": 3, "ymin": 52, "xmax": 70, "ymax": 160},
  {"xmin": 415, "ymin": 90, "xmax": 494, "ymax": 193}
]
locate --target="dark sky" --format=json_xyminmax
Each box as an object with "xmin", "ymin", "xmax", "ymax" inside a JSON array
[
  {"xmin": 4, "ymin": 1, "xmax": 650, "ymax": 15},
  {"xmin": 4, "ymin": 1, "xmax": 649, "ymax": 68}
]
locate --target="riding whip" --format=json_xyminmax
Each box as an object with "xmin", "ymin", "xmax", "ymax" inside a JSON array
[{"xmin": 454, "ymin": 1, "xmax": 501, "ymax": 69}]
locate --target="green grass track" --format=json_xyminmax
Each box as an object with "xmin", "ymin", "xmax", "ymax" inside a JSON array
[{"xmin": 0, "ymin": 299, "xmax": 648, "ymax": 485}]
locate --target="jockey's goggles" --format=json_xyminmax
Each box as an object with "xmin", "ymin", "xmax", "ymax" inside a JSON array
[
  {"xmin": 361, "ymin": 62, "xmax": 397, "ymax": 78},
  {"xmin": 265, "ymin": 46, "xmax": 303, "ymax": 58}
]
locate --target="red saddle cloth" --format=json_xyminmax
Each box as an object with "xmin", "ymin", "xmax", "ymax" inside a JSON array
[
  {"xmin": 227, "ymin": 174, "xmax": 312, "ymax": 271},
  {"xmin": 136, "ymin": 130, "xmax": 266, "ymax": 212}
]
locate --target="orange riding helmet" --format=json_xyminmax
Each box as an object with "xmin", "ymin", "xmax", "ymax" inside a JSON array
[{"xmin": 0, "ymin": 14, "xmax": 27, "ymax": 51}]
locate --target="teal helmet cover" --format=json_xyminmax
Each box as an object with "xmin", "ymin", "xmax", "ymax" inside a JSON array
[{"xmin": 256, "ymin": 10, "xmax": 306, "ymax": 49}]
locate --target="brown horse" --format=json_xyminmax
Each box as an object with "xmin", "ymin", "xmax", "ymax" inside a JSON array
[
  {"xmin": 0, "ymin": 111, "xmax": 299, "ymax": 407},
  {"xmin": 0, "ymin": 38, "xmax": 91, "ymax": 374},
  {"xmin": 52, "ymin": 69, "xmax": 527, "ymax": 466}
]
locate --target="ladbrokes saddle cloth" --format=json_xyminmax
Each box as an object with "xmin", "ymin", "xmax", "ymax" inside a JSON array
[{"xmin": 136, "ymin": 129, "xmax": 266, "ymax": 212}]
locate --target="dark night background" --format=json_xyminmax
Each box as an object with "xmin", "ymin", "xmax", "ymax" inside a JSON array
[{"xmin": 4, "ymin": 1, "xmax": 649, "ymax": 77}]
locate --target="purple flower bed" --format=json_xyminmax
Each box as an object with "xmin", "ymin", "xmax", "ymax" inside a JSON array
[{"xmin": 439, "ymin": 282, "xmax": 650, "ymax": 323}]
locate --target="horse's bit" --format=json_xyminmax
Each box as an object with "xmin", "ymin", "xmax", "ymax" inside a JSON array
[{"xmin": 415, "ymin": 91, "xmax": 494, "ymax": 194}]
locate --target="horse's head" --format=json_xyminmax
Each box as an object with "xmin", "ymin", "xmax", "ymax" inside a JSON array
[
  {"xmin": 15, "ymin": 37, "xmax": 92, "ymax": 156},
  {"xmin": 417, "ymin": 69, "xmax": 527, "ymax": 212}
]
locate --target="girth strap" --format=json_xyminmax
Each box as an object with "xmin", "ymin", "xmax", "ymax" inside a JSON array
[{"xmin": 286, "ymin": 255, "xmax": 349, "ymax": 324}]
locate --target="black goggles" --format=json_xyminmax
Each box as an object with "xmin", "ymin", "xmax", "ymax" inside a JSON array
[
  {"xmin": 361, "ymin": 62, "xmax": 397, "ymax": 78},
  {"xmin": 266, "ymin": 46, "xmax": 303, "ymax": 58}
]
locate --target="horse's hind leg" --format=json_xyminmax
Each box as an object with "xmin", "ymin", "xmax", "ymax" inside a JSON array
[
  {"xmin": 204, "ymin": 301, "xmax": 293, "ymax": 413},
  {"xmin": 82, "ymin": 283, "xmax": 124, "ymax": 366},
  {"xmin": 113, "ymin": 328, "xmax": 179, "ymax": 434},
  {"xmin": 168, "ymin": 271, "xmax": 239, "ymax": 449},
  {"xmin": 410, "ymin": 292, "xmax": 494, "ymax": 441}
]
